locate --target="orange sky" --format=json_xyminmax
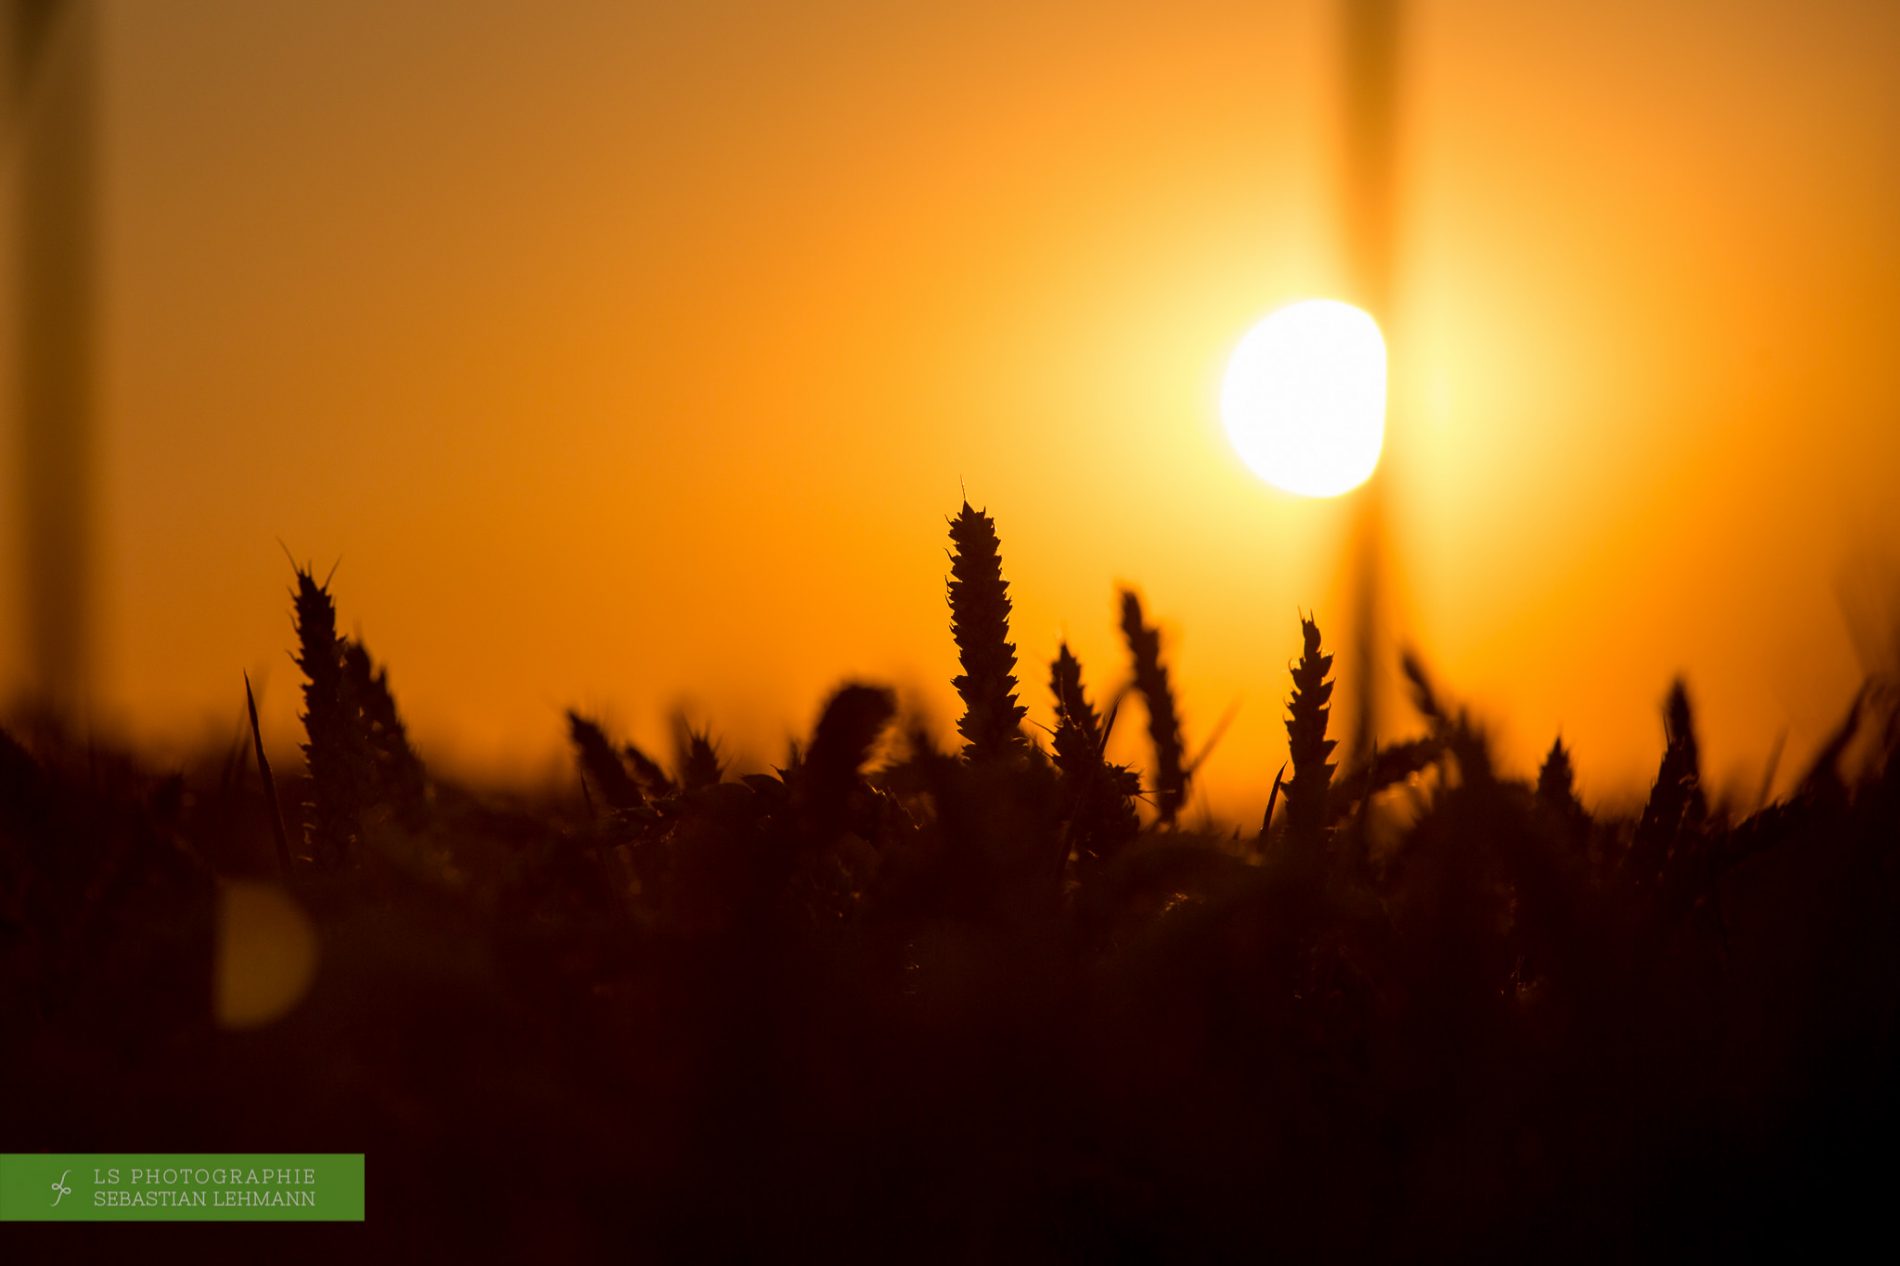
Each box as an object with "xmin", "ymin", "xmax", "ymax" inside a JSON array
[{"xmin": 4, "ymin": 0, "xmax": 1899, "ymax": 821}]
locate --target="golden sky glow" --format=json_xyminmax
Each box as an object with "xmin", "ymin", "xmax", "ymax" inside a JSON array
[{"xmin": 4, "ymin": 0, "xmax": 1899, "ymax": 820}]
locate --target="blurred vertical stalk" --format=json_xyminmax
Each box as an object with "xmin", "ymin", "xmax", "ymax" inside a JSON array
[
  {"xmin": 1341, "ymin": 0, "xmax": 1400, "ymax": 764},
  {"xmin": 7, "ymin": 0, "xmax": 94, "ymax": 716}
]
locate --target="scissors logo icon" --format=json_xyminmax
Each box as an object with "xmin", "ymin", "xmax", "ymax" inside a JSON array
[{"xmin": 50, "ymin": 1169, "xmax": 73, "ymax": 1207}]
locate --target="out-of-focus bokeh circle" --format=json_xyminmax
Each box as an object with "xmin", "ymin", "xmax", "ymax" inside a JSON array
[{"xmin": 214, "ymin": 879, "xmax": 318, "ymax": 1029}]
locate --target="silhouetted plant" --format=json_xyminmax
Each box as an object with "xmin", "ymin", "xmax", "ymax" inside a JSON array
[
  {"xmin": 947, "ymin": 500, "xmax": 1027, "ymax": 760},
  {"xmin": 1400, "ymin": 647, "xmax": 1443, "ymax": 727},
  {"xmin": 1120, "ymin": 589, "xmax": 1187, "ymax": 826},
  {"xmin": 1797, "ymin": 684, "xmax": 1866, "ymax": 801},
  {"xmin": 343, "ymin": 637, "xmax": 427, "ymax": 825},
  {"xmin": 1630, "ymin": 679, "xmax": 1705, "ymax": 886},
  {"xmin": 1328, "ymin": 735, "xmax": 1442, "ymax": 827},
  {"xmin": 1050, "ymin": 643, "xmax": 1139, "ymax": 871},
  {"xmin": 674, "ymin": 721, "xmax": 724, "ymax": 792},
  {"xmin": 799, "ymin": 682, "xmax": 895, "ymax": 840},
  {"xmin": 293, "ymin": 565, "xmax": 371, "ymax": 867},
  {"xmin": 566, "ymin": 712, "xmax": 644, "ymax": 811},
  {"xmin": 623, "ymin": 743, "xmax": 676, "ymax": 799},
  {"xmin": 1050, "ymin": 642, "xmax": 1103, "ymax": 768},
  {"xmin": 1536, "ymin": 735, "xmax": 1584, "ymax": 820},
  {"xmin": 1399, "ymin": 647, "xmax": 1493, "ymax": 784},
  {"xmin": 1283, "ymin": 614, "xmax": 1336, "ymax": 853}
]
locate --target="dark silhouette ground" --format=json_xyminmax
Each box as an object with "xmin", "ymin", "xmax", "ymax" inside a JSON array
[{"xmin": 3, "ymin": 504, "xmax": 1897, "ymax": 1261}]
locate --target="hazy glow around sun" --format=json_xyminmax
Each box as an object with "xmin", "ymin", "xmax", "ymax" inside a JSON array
[{"xmin": 1220, "ymin": 299, "xmax": 1387, "ymax": 498}]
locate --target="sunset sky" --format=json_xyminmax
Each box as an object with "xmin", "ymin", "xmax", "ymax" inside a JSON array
[{"xmin": 5, "ymin": 0, "xmax": 1899, "ymax": 821}]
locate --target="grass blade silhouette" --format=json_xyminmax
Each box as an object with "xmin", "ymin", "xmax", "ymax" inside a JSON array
[
  {"xmin": 1260, "ymin": 761, "xmax": 1287, "ymax": 839},
  {"xmin": 244, "ymin": 671, "xmax": 294, "ymax": 879}
]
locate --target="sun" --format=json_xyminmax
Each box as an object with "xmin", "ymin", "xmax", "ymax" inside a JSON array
[{"xmin": 1220, "ymin": 299, "xmax": 1387, "ymax": 498}]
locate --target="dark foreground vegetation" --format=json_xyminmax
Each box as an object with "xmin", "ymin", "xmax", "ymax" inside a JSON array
[{"xmin": 3, "ymin": 502, "xmax": 1897, "ymax": 1260}]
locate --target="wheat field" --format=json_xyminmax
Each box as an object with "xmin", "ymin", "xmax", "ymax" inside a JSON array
[{"xmin": 3, "ymin": 500, "xmax": 1896, "ymax": 1259}]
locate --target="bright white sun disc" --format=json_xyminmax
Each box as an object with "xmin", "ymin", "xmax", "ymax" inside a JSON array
[{"xmin": 1220, "ymin": 299, "xmax": 1386, "ymax": 498}]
